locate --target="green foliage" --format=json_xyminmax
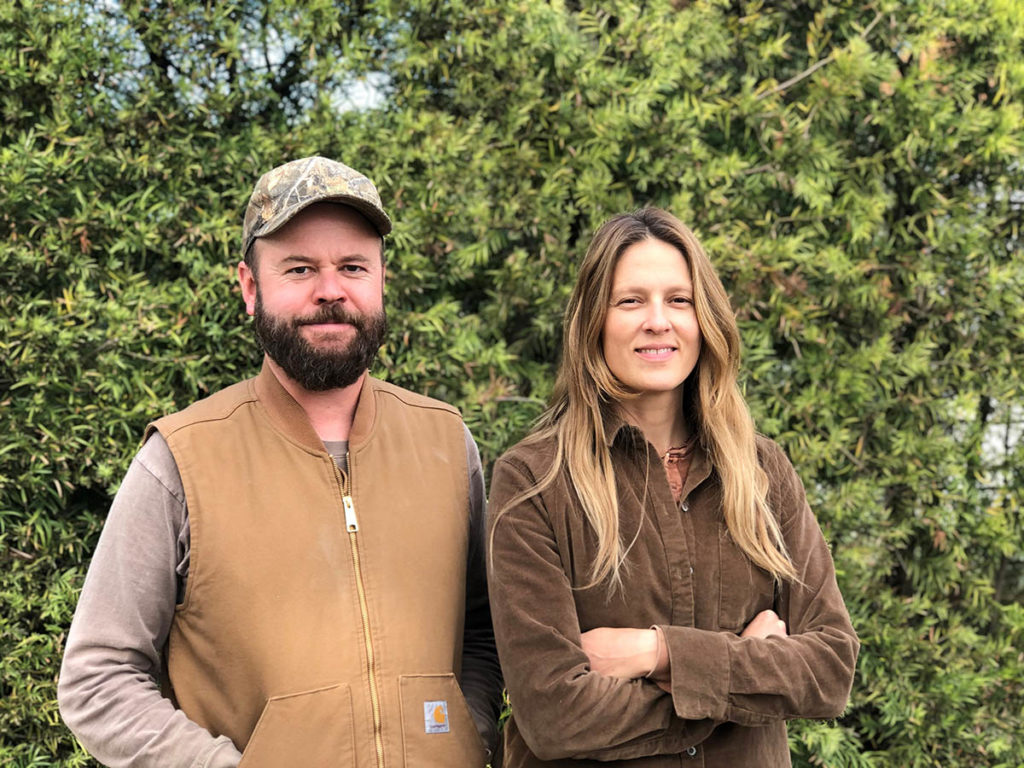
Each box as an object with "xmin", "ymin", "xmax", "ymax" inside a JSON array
[{"xmin": 2, "ymin": 0, "xmax": 1021, "ymax": 765}]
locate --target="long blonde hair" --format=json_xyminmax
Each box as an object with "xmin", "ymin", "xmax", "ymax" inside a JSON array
[{"xmin": 499, "ymin": 208, "xmax": 795, "ymax": 589}]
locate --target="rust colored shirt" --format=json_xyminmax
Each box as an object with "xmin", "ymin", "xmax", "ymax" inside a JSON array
[{"xmin": 661, "ymin": 440, "xmax": 696, "ymax": 505}]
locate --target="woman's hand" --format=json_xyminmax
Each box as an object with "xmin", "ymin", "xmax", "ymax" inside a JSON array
[
  {"xmin": 741, "ymin": 609, "xmax": 788, "ymax": 639},
  {"xmin": 580, "ymin": 627, "xmax": 661, "ymax": 680},
  {"xmin": 581, "ymin": 613, "xmax": 788, "ymax": 691}
]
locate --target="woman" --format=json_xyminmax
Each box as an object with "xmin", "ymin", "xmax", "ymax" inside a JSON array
[{"xmin": 487, "ymin": 208, "xmax": 858, "ymax": 767}]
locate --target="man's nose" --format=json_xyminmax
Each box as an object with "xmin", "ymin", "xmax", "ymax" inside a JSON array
[{"xmin": 313, "ymin": 270, "xmax": 346, "ymax": 304}]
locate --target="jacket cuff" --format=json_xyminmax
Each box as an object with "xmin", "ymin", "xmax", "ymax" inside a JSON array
[{"xmin": 656, "ymin": 625, "xmax": 731, "ymax": 721}]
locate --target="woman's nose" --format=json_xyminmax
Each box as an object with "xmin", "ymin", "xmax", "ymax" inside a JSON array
[{"xmin": 641, "ymin": 303, "xmax": 670, "ymax": 332}]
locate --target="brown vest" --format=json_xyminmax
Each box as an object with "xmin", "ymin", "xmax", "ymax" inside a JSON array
[{"xmin": 149, "ymin": 362, "xmax": 486, "ymax": 767}]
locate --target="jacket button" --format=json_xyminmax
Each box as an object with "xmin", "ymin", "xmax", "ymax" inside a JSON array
[
  {"xmin": 686, "ymin": 746, "xmax": 698, "ymax": 757},
  {"xmin": 681, "ymin": 500, "xmax": 690, "ymax": 512}
]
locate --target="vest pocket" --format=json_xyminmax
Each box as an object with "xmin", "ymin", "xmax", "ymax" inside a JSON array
[
  {"xmin": 238, "ymin": 683, "xmax": 354, "ymax": 768},
  {"xmin": 399, "ymin": 674, "xmax": 487, "ymax": 768}
]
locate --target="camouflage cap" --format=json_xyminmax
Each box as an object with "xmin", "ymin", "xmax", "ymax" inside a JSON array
[{"xmin": 241, "ymin": 156, "xmax": 392, "ymax": 258}]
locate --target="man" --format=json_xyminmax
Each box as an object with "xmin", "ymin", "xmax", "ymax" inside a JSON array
[{"xmin": 58, "ymin": 156, "xmax": 503, "ymax": 767}]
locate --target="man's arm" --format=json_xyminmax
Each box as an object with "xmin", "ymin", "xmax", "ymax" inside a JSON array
[
  {"xmin": 58, "ymin": 433, "xmax": 242, "ymax": 767},
  {"xmin": 459, "ymin": 425, "xmax": 504, "ymax": 760}
]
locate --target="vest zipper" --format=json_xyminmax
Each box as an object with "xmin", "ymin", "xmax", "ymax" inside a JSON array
[{"xmin": 335, "ymin": 463, "xmax": 386, "ymax": 768}]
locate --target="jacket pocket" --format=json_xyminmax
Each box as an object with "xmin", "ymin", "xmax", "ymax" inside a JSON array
[
  {"xmin": 718, "ymin": 526, "xmax": 776, "ymax": 632},
  {"xmin": 399, "ymin": 673, "xmax": 487, "ymax": 768},
  {"xmin": 238, "ymin": 683, "xmax": 354, "ymax": 768}
]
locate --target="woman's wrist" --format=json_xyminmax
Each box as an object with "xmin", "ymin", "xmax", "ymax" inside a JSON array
[
  {"xmin": 581, "ymin": 626, "xmax": 663, "ymax": 679},
  {"xmin": 645, "ymin": 625, "xmax": 670, "ymax": 682}
]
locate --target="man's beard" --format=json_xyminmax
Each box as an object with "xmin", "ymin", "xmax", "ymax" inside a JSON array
[{"xmin": 253, "ymin": 295, "xmax": 387, "ymax": 391}]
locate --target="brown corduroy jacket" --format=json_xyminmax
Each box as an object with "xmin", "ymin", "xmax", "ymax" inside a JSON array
[{"xmin": 488, "ymin": 423, "xmax": 859, "ymax": 767}]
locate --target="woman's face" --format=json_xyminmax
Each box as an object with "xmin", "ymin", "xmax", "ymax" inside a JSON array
[{"xmin": 601, "ymin": 237, "xmax": 702, "ymax": 403}]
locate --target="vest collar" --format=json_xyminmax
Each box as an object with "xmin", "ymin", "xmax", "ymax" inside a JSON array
[{"xmin": 252, "ymin": 357, "xmax": 378, "ymax": 453}]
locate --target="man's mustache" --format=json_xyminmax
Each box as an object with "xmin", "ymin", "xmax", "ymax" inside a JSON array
[{"xmin": 295, "ymin": 304, "xmax": 365, "ymax": 327}]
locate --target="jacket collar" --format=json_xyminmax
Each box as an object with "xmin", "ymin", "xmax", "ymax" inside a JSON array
[
  {"xmin": 604, "ymin": 407, "xmax": 713, "ymax": 496},
  {"xmin": 252, "ymin": 357, "xmax": 378, "ymax": 454}
]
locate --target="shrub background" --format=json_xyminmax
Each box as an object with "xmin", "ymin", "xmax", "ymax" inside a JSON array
[{"xmin": 1, "ymin": 1, "xmax": 1021, "ymax": 766}]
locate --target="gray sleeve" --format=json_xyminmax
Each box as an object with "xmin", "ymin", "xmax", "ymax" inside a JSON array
[
  {"xmin": 459, "ymin": 424, "xmax": 504, "ymax": 760},
  {"xmin": 58, "ymin": 432, "xmax": 242, "ymax": 768}
]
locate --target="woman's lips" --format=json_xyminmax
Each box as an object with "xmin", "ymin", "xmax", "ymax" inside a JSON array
[{"xmin": 635, "ymin": 346, "xmax": 676, "ymax": 360}]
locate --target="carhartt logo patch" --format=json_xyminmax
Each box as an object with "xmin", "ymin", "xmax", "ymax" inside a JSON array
[{"xmin": 424, "ymin": 700, "xmax": 449, "ymax": 734}]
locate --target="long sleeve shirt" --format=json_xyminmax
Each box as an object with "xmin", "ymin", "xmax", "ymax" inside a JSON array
[{"xmin": 59, "ymin": 426, "xmax": 501, "ymax": 767}]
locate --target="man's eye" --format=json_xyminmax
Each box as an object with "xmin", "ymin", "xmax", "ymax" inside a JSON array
[
  {"xmin": 287, "ymin": 266, "xmax": 312, "ymax": 275},
  {"xmin": 341, "ymin": 264, "xmax": 366, "ymax": 273}
]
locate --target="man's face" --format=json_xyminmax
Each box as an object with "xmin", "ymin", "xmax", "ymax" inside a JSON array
[{"xmin": 238, "ymin": 202, "xmax": 386, "ymax": 391}]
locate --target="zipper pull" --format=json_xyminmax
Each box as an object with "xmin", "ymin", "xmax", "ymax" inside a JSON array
[{"xmin": 343, "ymin": 495, "xmax": 359, "ymax": 532}]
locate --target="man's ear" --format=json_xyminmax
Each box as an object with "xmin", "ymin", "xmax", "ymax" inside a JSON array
[{"xmin": 238, "ymin": 260, "xmax": 257, "ymax": 316}]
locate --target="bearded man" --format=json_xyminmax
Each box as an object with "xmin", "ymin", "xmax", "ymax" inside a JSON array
[{"xmin": 58, "ymin": 157, "xmax": 503, "ymax": 767}]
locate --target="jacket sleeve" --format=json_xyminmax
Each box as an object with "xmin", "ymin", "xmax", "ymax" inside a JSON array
[
  {"xmin": 488, "ymin": 456, "xmax": 707, "ymax": 762},
  {"xmin": 58, "ymin": 434, "xmax": 242, "ymax": 768},
  {"xmin": 459, "ymin": 425, "xmax": 504, "ymax": 760},
  {"xmin": 656, "ymin": 440, "xmax": 859, "ymax": 726}
]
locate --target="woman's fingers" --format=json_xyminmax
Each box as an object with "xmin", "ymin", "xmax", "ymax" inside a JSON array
[{"xmin": 740, "ymin": 609, "xmax": 788, "ymax": 639}]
